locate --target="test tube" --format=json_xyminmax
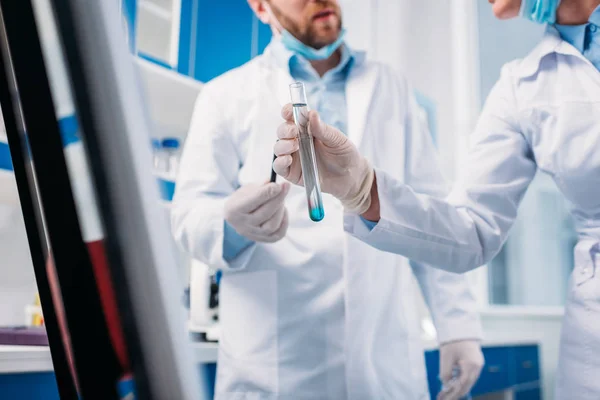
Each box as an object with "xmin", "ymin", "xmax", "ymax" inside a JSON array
[{"xmin": 289, "ymin": 82, "xmax": 325, "ymax": 222}]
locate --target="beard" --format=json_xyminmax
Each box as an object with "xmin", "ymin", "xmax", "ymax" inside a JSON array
[{"xmin": 269, "ymin": 1, "xmax": 343, "ymax": 49}]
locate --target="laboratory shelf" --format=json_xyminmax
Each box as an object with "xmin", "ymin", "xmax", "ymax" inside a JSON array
[
  {"xmin": 138, "ymin": 0, "xmax": 172, "ymax": 21},
  {"xmin": 0, "ymin": 345, "xmax": 53, "ymax": 374}
]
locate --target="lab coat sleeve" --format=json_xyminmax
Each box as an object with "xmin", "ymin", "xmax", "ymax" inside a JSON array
[
  {"xmin": 345, "ymin": 64, "xmax": 537, "ymax": 273},
  {"xmin": 171, "ymin": 83, "xmax": 256, "ymax": 271},
  {"xmin": 402, "ymin": 89, "xmax": 483, "ymax": 343}
]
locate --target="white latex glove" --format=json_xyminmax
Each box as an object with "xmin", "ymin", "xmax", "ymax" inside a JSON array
[
  {"xmin": 438, "ymin": 340, "xmax": 484, "ymax": 400},
  {"xmin": 224, "ymin": 182, "xmax": 291, "ymax": 243},
  {"xmin": 273, "ymin": 104, "xmax": 374, "ymax": 215}
]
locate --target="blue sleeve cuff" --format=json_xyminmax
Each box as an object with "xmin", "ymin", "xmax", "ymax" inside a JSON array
[
  {"xmin": 360, "ymin": 217, "xmax": 378, "ymax": 231},
  {"xmin": 223, "ymin": 221, "xmax": 255, "ymax": 262}
]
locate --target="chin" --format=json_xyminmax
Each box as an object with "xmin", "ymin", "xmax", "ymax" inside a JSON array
[
  {"xmin": 315, "ymin": 28, "xmax": 340, "ymax": 44},
  {"xmin": 492, "ymin": 3, "xmax": 520, "ymax": 19}
]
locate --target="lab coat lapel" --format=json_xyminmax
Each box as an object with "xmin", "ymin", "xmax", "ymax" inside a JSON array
[
  {"xmin": 240, "ymin": 57, "xmax": 294, "ymax": 184},
  {"xmin": 346, "ymin": 62, "xmax": 378, "ymax": 149},
  {"xmin": 261, "ymin": 45, "xmax": 296, "ymax": 108}
]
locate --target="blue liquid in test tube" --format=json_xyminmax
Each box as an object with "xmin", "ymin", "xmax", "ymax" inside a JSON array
[{"xmin": 289, "ymin": 82, "xmax": 325, "ymax": 222}]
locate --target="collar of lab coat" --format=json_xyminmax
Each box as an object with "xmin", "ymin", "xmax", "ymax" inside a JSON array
[
  {"xmin": 516, "ymin": 25, "xmax": 592, "ymax": 79},
  {"xmin": 264, "ymin": 38, "xmax": 366, "ymax": 77}
]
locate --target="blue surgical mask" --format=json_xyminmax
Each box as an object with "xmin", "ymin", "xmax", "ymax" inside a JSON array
[
  {"xmin": 280, "ymin": 28, "xmax": 346, "ymax": 60},
  {"xmin": 265, "ymin": 2, "xmax": 346, "ymax": 60},
  {"xmin": 519, "ymin": 0, "xmax": 562, "ymax": 24}
]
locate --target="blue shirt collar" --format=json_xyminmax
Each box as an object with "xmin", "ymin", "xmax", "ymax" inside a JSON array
[
  {"xmin": 268, "ymin": 37, "xmax": 362, "ymax": 81},
  {"xmin": 554, "ymin": 4, "xmax": 600, "ymax": 53}
]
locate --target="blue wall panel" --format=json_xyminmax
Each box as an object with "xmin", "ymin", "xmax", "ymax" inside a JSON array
[
  {"xmin": 194, "ymin": 0, "xmax": 253, "ymax": 82},
  {"xmin": 257, "ymin": 20, "xmax": 272, "ymax": 55}
]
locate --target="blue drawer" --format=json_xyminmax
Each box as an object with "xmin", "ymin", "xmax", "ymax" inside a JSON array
[
  {"xmin": 0, "ymin": 372, "xmax": 60, "ymax": 400},
  {"xmin": 471, "ymin": 347, "xmax": 511, "ymax": 396},
  {"xmin": 424, "ymin": 350, "xmax": 441, "ymax": 398},
  {"xmin": 515, "ymin": 387, "xmax": 542, "ymax": 400},
  {"xmin": 514, "ymin": 345, "xmax": 540, "ymax": 384}
]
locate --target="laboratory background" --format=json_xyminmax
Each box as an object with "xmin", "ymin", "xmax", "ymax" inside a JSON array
[{"xmin": 0, "ymin": 0, "xmax": 573, "ymax": 399}]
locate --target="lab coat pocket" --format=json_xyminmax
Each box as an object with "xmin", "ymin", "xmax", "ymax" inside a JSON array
[{"xmin": 219, "ymin": 270, "xmax": 278, "ymax": 363}]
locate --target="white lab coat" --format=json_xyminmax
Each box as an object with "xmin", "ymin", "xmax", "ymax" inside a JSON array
[
  {"xmin": 345, "ymin": 26, "xmax": 600, "ymax": 399},
  {"xmin": 172, "ymin": 44, "xmax": 482, "ymax": 399}
]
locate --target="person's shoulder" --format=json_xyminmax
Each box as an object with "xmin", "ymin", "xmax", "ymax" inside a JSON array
[{"xmin": 497, "ymin": 31, "xmax": 561, "ymax": 83}]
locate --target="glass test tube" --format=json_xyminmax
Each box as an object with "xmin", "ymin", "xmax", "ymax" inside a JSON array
[{"xmin": 289, "ymin": 82, "xmax": 325, "ymax": 222}]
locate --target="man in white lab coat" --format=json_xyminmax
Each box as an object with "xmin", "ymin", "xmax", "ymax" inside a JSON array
[{"xmin": 171, "ymin": 1, "xmax": 484, "ymax": 399}]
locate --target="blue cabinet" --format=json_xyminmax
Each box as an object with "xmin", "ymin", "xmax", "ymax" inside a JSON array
[
  {"xmin": 190, "ymin": 0, "xmax": 271, "ymax": 82},
  {"xmin": 514, "ymin": 344, "xmax": 540, "ymax": 384},
  {"xmin": 1, "ymin": 344, "xmax": 543, "ymax": 399},
  {"xmin": 129, "ymin": 0, "xmax": 274, "ymax": 82},
  {"xmin": 516, "ymin": 387, "xmax": 542, "ymax": 400},
  {"xmin": 425, "ymin": 345, "xmax": 541, "ymax": 400},
  {"xmin": 139, "ymin": 0, "xmax": 272, "ymax": 81},
  {"xmin": 472, "ymin": 346, "xmax": 512, "ymax": 395},
  {"xmin": 0, "ymin": 373, "xmax": 59, "ymax": 400}
]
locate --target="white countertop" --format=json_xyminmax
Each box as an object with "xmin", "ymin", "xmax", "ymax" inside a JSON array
[
  {"xmin": 1, "ymin": 335, "xmax": 540, "ymax": 375},
  {"xmin": 0, "ymin": 341, "xmax": 220, "ymax": 374},
  {"xmin": 422, "ymin": 337, "xmax": 539, "ymax": 351},
  {"xmin": 0, "ymin": 345, "xmax": 54, "ymax": 374}
]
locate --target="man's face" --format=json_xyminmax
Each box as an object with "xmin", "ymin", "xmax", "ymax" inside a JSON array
[
  {"xmin": 488, "ymin": 0, "xmax": 522, "ymax": 19},
  {"xmin": 267, "ymin": 0, "xmax": 343, "ymax": 49}
]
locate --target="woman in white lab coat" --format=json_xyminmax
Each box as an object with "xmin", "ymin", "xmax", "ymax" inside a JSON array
[{"xmin": 273, "ymin": 0, "xmax": 600, "ymax": 398}]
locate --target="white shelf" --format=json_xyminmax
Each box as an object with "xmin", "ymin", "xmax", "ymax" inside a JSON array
[
  {"xmin": 0, "ymin": 340, "xmax": 219, "ymax": 374},
  {"xmin": 139, "ymin": 0, "xmax": 172, "ymax": 22},
  {"xmin": 136, "ymin": 57, "xmax": 202, "ymax": 141},
  {"xmin": 479, "ymin": 305, "xmax": 565, "ymax": 318},
  {"xmin": 421, "ymin": 337, "xmax": 540, "ymax": 351},
  {"xmin": 143, "ymin": 0, "xmax": 172, "ymax": 10},
  {"xmin": 193, "ymin": 342, "xmax": 219, "ymax": 364},
  {"xmin": 0, "ymin": 345, "xmax": 53, "ymax": 374},
  {"xmin": 135, "ymin": 0, "xmax": 181, "ymax": 68}
]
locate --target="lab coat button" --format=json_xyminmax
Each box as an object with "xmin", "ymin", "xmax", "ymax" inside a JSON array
[{"xmin": 582, "ymin": 268, "xmax": 588, "ymax": 275}]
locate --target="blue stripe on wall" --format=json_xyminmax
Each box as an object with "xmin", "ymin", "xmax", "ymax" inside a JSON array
[
  {"xmin": 257, "ymin": 20, "xmax": 272, "ymax": 56},
  {"xmin": 178, "ymin": 0, "xmax": 194, "ymax": 76},
  {"xmin": 139, "ymin": 52, "xmax": 175, "ymax": 70},
  {"xmin": 123, "ymin": 0, "xmax": 137, "ymax": 54},
  {"xmin": 58, "ymin": 115, "xmax": 81, "ymax": 148},
  {"xmin": 0, "ymin": 141, "xmax": 12, "ymax": 172},
  {"xmin": 0, "ymin": 114, "xmax": 80, "ymax": 173}
]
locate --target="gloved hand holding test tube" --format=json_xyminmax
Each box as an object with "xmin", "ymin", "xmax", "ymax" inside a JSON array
[
  {"xmin": 438, "ymin": 367, "xmax": 472, "ymax": 400},
  {"xmin": 289, "ymin": 82, "xmax": 325, "ymax": 222}
]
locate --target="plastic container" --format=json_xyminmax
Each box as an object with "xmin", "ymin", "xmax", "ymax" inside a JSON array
[{"xmin": 161, "ymin": 137, "xmax": 181, "ymax": 176}]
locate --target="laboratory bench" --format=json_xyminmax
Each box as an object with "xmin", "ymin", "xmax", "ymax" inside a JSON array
[
  {"xmin": 423, "ymin": 339, "xmax": 542, "ymax": 400},
  {"xmin": 0, "ymin": 339, "xmax": 541, "ymax": 399},
  {"xmin": 0, "ymin": 342, "xmax": 218, "ymax": 400}
]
